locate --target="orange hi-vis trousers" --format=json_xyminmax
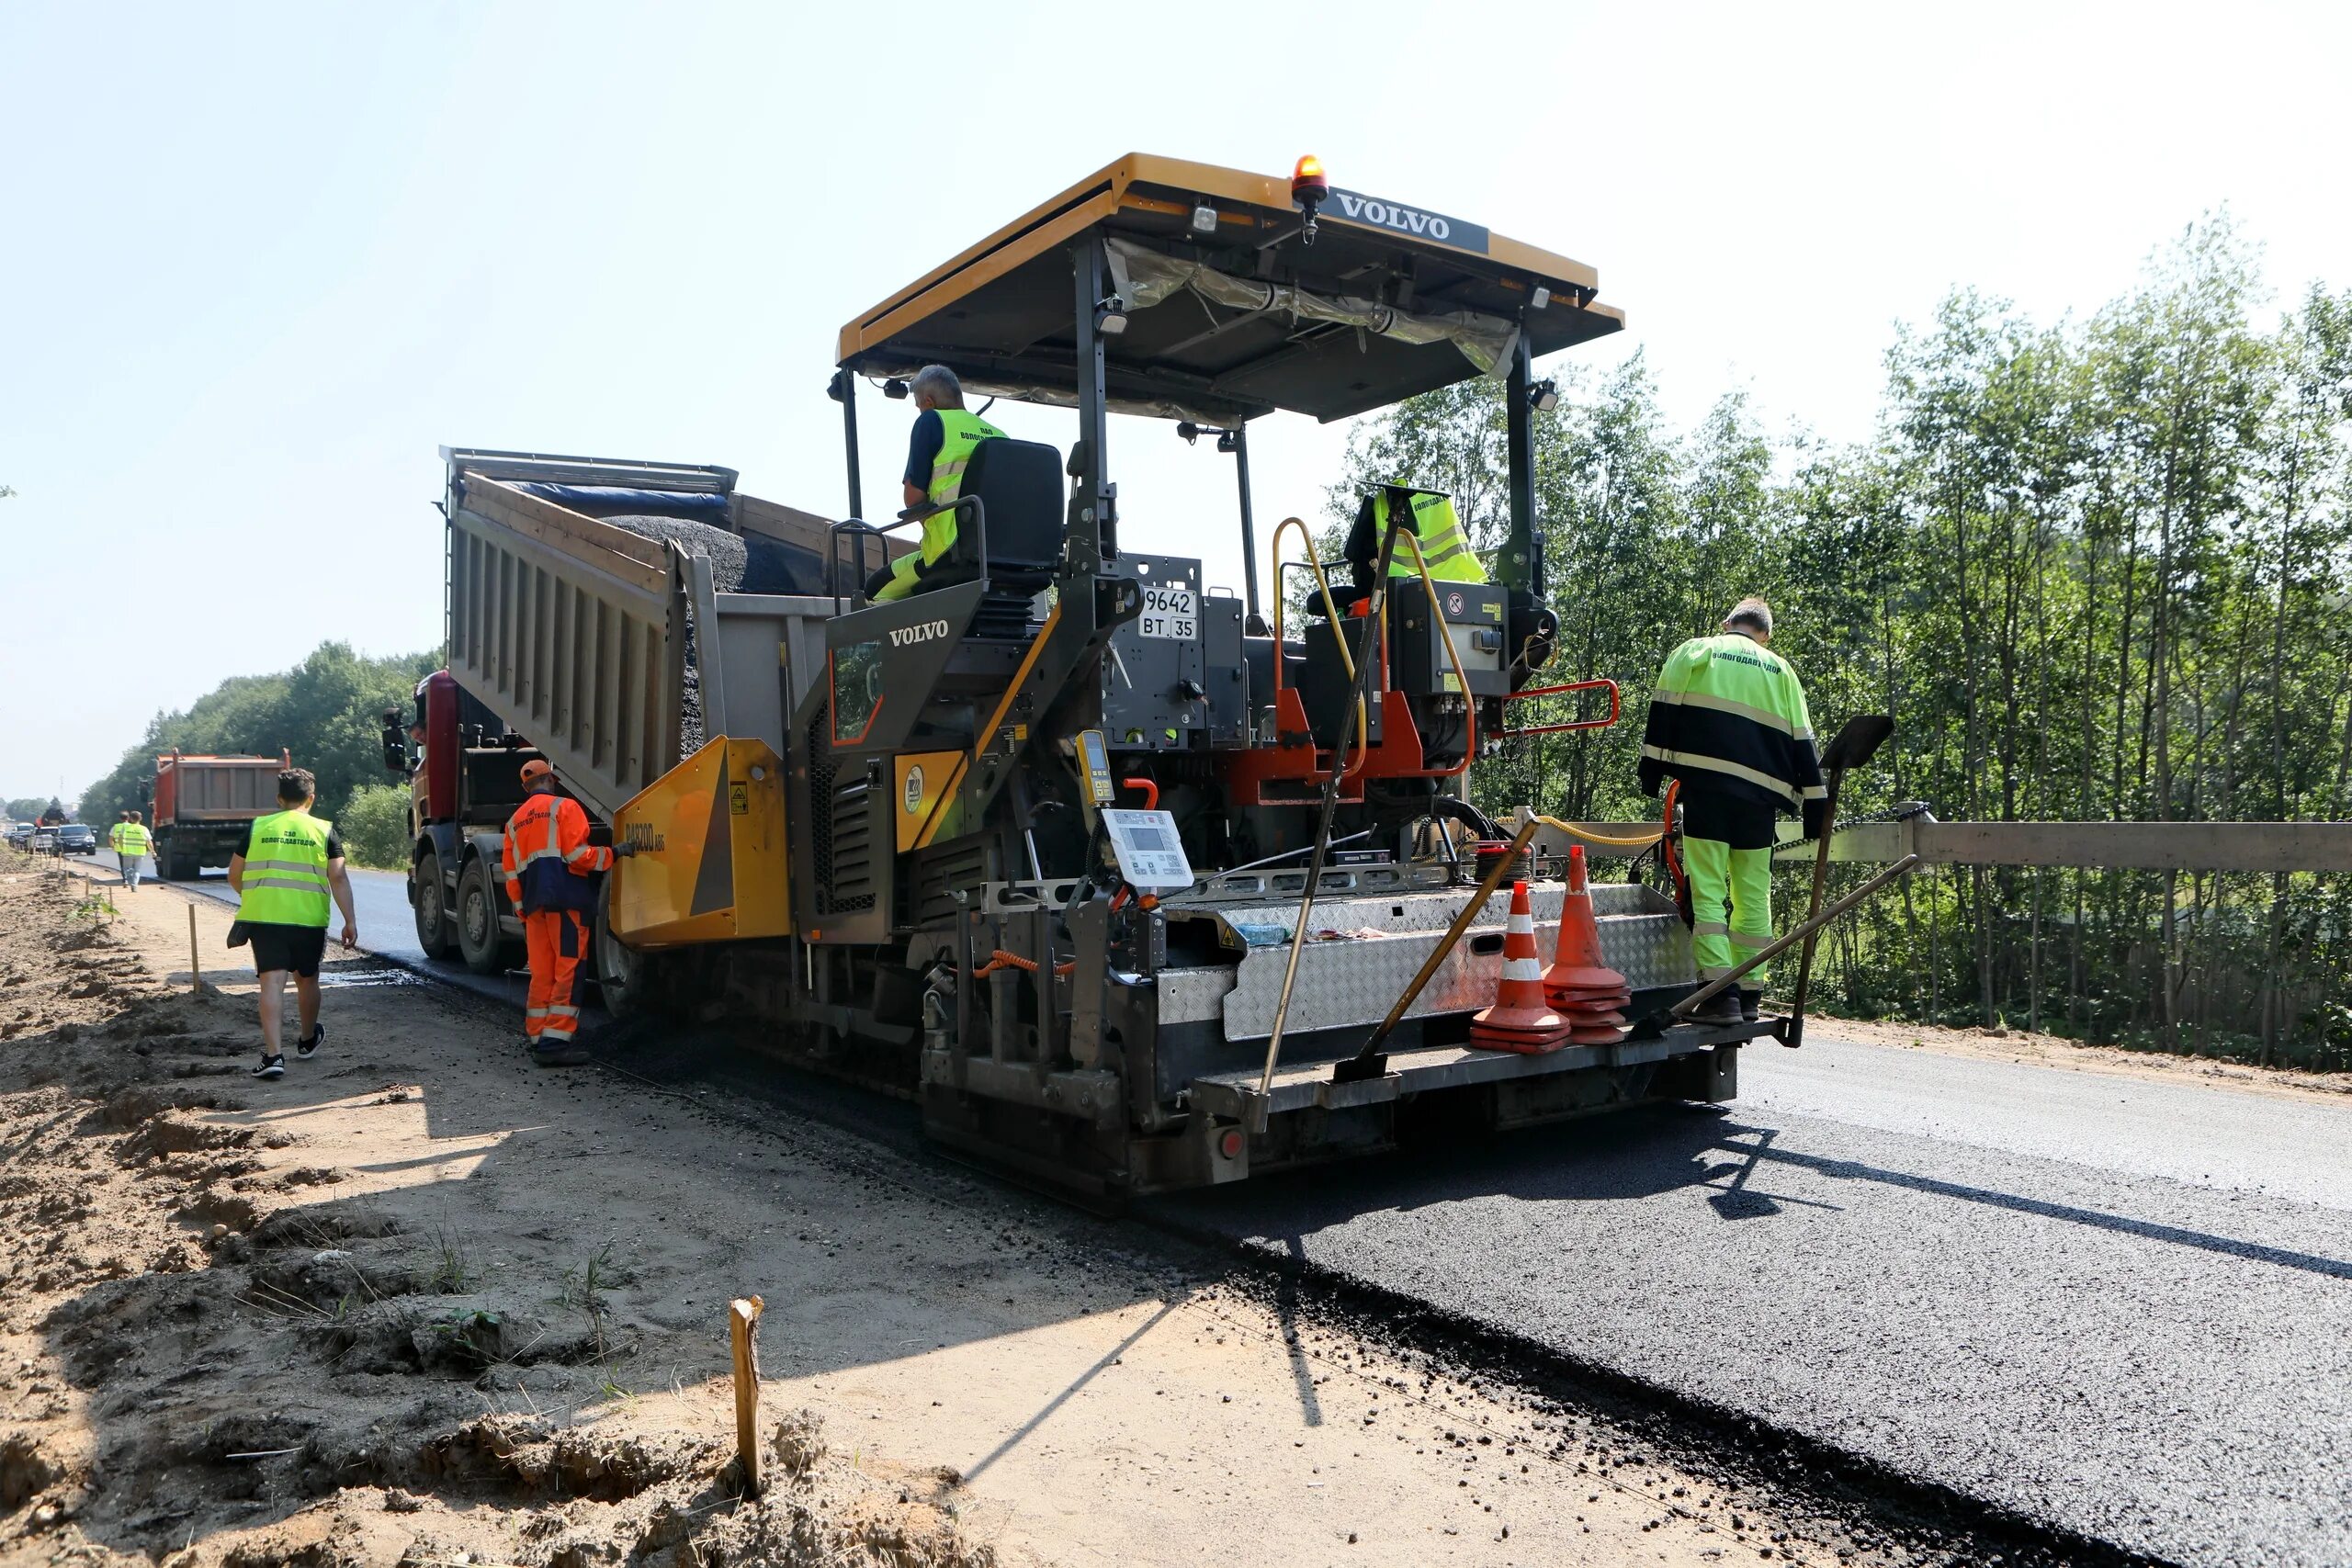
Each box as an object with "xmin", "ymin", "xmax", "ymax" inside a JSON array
[{"xmin": 523, "ymin": 909, "xmax": 589, "ymax": 1045}]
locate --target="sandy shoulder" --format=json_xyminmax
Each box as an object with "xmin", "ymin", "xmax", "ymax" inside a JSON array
[{"xmin": 1810, "ymin": 1010, "xmax": 2351, "ymax": 1108}]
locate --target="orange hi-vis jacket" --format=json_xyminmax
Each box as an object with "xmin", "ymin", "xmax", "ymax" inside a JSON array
[{"xmin": 501, "ymin": 791, "xmax": 611, "ymax": 915}]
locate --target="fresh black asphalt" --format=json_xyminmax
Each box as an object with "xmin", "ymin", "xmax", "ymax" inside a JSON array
[{"xmin": 1151, "ymin": 1037, "xmax": 2352, "ymax": 1567}]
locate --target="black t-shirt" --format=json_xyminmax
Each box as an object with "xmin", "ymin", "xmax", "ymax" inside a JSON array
[{"xmin": 902, "ymin": 408, "xmax": 944, "ymax": 491}]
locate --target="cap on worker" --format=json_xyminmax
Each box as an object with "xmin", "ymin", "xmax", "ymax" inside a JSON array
[{"xmin": 520, "ymin": 758, "xmax": 554, "ymax": 786}]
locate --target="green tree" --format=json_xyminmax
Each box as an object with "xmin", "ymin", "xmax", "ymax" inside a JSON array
[
  {"xmin": 336, "ymin": 783, "xmax": 416, "ymax": 870},
  {"xmin": 80, "ymin": 643, "xmax": 435, "ymax": 829}
]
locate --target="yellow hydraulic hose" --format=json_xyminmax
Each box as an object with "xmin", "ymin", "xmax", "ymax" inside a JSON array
[{"xmin": 1269, "ymin": 516, "xmax": 1369, "ymax": 781}]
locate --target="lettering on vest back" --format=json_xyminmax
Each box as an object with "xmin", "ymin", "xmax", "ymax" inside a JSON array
[{"xmin": 889, "ymin": 620, "xmax": 953, "ymax": 648}]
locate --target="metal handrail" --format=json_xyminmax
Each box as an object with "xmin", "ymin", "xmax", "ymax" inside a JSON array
[
  {"xmin": 1500, "ymin": 677, "xmax": 1622, "ymax": 738},
  {"xmin": 825, "ymin": 494, "xmax": 990, "ymax": 615}
]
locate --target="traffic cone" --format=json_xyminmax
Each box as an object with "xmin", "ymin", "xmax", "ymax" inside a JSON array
[
  {"xmin": 1470, "ymin": 882, "xmax": 1574, "ymax": 1053},
  {"xmin": 1545, "ymin": 846, "xmax": 1631, "ymax": 1044}
]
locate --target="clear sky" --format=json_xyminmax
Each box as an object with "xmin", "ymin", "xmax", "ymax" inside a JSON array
[{"xmin": 5, "ymin": 1, "xmax": 2347, "ymax": 803}]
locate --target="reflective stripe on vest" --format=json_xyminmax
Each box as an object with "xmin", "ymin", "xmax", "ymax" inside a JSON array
[
  {"xmin": 922, "ymin": 409, "xmax": 1008, "ymax": 566},
  {"xmin": 1374, "ymin": 489, "xmax": 1486, "ymax": 582},
  {"xmin": 236, "ymin": 810, "xmax": 334, "ymax": 927},
  {"xmin": 508, "ymin": 795, "xmax": 567, "ymax": 870}
]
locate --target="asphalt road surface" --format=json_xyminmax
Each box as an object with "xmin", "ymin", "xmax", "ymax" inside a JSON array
[{"xmin": 1153, "ymin": 1037, "xmax": 2352, "ymax": 1567}]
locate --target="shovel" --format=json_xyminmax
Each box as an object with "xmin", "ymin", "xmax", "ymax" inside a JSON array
[{"xmin": 1779, "ymin": 714, "xmax": 1894, "ymax": 1048}]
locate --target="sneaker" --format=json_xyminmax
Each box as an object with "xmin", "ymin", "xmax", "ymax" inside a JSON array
[
  {"xmin": 1739, "ymin": 989, "xmax": 1763, "ymax": 1023},
  {"xmin": 251, "ymin": 1054, "xmax": 286, "ymax": 1079},
  {"xmin": 1685, "ymin": 995, "xmax": 1745, "ymax": 1028},
  {"xmin": 296, "ymin": 1022, "xmax": 326, "ymax": 1061},
  {"xmin": 530, "ymin": 1043, "xmax": 590, "ymax": 1068}
]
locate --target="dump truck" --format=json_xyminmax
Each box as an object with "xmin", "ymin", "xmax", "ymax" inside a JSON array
[
  {"xmin": 401, "ymin": 153, "xmax": 1778, "ymax": 1199},
  {"xmin": 148, "ymin": 749, "xmax": 293, "ymax": 881}
]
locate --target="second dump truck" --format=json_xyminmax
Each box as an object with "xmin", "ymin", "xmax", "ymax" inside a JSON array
[{"xmin": 393, "ymin": 153, "xmax": 1774, "ymax": 1198}]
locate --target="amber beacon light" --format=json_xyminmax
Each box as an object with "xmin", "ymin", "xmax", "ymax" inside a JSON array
[{"xmin": 1291, "ymin": 153, "xmax": 1330, "ymax": 243}]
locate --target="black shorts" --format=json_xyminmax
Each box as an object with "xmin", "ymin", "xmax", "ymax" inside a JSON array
[{"xmin": 247, "ymin": 921, "xmax": 329, "ymax": 978}]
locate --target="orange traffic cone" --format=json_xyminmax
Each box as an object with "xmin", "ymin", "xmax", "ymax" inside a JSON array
[
  {"xmin": 1470, "ymin": 882, "xmax": 1574, "ymax": 1053},
  {"xmin": 1545, "ymin": 846, "xmax": 1631, "ymax": 1044}
]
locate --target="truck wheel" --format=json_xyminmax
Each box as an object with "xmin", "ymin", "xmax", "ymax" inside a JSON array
[
  {"xmin": 455, "ymin": 858, "xmax": 506, "ymax": 976},
  {"xmin": 413, "ymin": 851, "xmax": 456, "ymax": 958},
  {"xmin": 593, "ymin": 895, "xmax": 663, "ymax": 1020}
]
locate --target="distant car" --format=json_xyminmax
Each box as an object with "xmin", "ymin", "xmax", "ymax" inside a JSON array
[
  {"xmin": 5, "ymin": 822, "xmax": 35, "ymax": 847},
  {"xmin": 29, "ymin": 827, "xmax": 58, "ymax": 853},
  {"xmin": 55, "ymin": 824, "xmax": 97, "ymax": 855}
]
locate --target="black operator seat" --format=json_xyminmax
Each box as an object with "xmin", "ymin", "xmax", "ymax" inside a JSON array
[{"xmin": 917, "ymin": 436, "xmax": 1064, "ymax": 637}]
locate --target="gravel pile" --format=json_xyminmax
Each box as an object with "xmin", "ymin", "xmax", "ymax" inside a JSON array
[{"xmin": 603, "ymin": 514, "xmax": 805, "ymax": 595}]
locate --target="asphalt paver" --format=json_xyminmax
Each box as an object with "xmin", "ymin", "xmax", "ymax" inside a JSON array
[{"xmin": 1153, "ymin": 1034, "xmax": 2352, "ymax": 1568}]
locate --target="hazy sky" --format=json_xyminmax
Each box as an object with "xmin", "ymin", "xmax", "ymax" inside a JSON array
[{"xmin": 5, "ymin": 1, "xmax": 2347, "ymax": 802}]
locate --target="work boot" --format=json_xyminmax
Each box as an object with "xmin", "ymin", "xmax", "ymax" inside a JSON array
[
  {"xmin": 1686, "ymin": 993, "xmax": 1744, "ymax": 1028},
  {"xmin": 531, "ymin": 1043, "xmax": 590, "ymax": 1068},
  {"xmin": 1739, "ymin": 989, "xmax": 1763, "ymax": 1023}
]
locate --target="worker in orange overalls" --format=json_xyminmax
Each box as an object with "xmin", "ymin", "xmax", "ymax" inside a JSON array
[{"xmin": 501, "ymin": 758, "xmax": 630, "ymax": 1066}]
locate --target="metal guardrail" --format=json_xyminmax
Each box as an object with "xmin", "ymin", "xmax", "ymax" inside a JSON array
[{"xmin": 1774, "ymin": 805, "xmax": 2352, "ymax": 874}]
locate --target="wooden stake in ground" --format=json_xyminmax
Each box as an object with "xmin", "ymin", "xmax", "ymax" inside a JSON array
[
  {"xmin": 188, "ymin": 904, "xmax": 201, "ymax": 989},
  {"xmin": 729, "ymin": 1295, "xmax": 765, "ymax": 1496}
]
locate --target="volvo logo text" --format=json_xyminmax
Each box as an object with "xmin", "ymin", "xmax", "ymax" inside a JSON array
[
  {"xmin": 889, "ymin": 620, "xmax": 953, "ymax": 647},
  {"xmin": 1324, "ymin": 189, "xmax": 1490, "ymax": 254},
  {"xmin": 1333, "ymin": 190, "xmax": 1449, "ymax": 241}
]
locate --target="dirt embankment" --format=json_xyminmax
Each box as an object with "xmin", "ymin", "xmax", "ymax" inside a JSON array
[
  {"xmin": 0, "ymin": 863, "xmax": 990, "ymax": 1568},
  {"xmin": 0, "ymin": 854, "xmax": 1907, "ymax": 1568}
]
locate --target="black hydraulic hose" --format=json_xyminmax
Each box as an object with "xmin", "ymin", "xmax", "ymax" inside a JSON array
[{"xmin": 1426, "ymin": 795, "xmax": 1504, "ymax": 842}]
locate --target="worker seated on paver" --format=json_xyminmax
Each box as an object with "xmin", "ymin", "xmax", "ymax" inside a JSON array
[
  {"xmin": 866, "ymin": 364, "xmax": 1005, "ymax": 604},
  {"xmin": 1342, "ymin": 482, "xmax": 1487, "ymax": 593},
  {"xmin": 1637, "ymin": 597, "xmax": 1827, "ymax": 1026}
]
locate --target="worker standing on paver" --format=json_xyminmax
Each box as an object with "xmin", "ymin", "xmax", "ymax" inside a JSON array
[
  {"xmin": 1637, "ymin": 598, "xmax": 1827, "ymax": 1025},
  {"xmin": 866, "ymin": 364, "xmax": 1005, "ymax": 604},
  {"xmin": 501, "ymin": 758, "xmax": 632, "ymax": 1066},
  {"xmin": 1343, "ymin": 483, "xmax": 1487, "ymax": 589},
  {"xmin": 228, "ymin": 769, "xmax": 358, "ymax": 1079},
  {"xmin": 110, "ymin": 810, "xmax": 153, "ymax": 891}
]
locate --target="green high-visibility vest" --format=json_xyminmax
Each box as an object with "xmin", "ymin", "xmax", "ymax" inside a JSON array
[
  {"xmin": 115, "ymin": 822, "xmax": 151, "ymax": 856},
  {"xmin": 1374, "ymin": 488, "xmax": 1486, "ymax": 582},
  {"xmin": 921, "ymin": 408, "xmax": 1007, "ymax": 565},
  {"xmin": 236, "ymin": 809, "xmax": 334, "ymax": 928}
]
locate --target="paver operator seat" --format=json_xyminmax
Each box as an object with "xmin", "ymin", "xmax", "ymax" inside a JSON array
[{"xmin": 908, "ymin": 435, "xmax": 1065, "ymax": 638}]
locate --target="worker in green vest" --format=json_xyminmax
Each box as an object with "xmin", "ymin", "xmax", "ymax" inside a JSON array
[
  {"xmin": 868, "ymin": 364, "xmax": 1007, "ymax": 603},
  {"xmin": 227, "ymin": 768, "xmax": 358, "ymax": 1080},
  {"xmin": 1637, "ymin": 598, "xmax": 1827, "ymax": 1026},
  {"xmin": 1344, "ymin": 484, "xmax": 1487, "ymax": 590},
  {"xmin": 109, "ymin": 810, "xmax": 153, "ymax": 891}
]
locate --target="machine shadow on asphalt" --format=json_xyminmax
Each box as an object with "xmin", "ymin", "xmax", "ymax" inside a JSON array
[{"xmin": 1154, "ymin": 1099, "xmax": 2352, "ymax": 1284}]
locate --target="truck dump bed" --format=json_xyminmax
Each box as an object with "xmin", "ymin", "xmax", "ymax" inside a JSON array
[
  {"xmin": 442, "ymin": 447, "xmax": 886, "ymax": 826},
  {"xmin": 153, "ymin": 751, "xmax": 288, "ymax": 823}
]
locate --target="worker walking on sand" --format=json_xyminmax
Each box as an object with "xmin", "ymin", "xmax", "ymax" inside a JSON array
[
  {"xmin": 865, "ymin": 364, "xmax": 1005, "ymax": 604},
  {"xmin": 109, "ymin": 810, "xmax": 153, "ymax": 891},
  {"xmin": 1637, "ymin": 598, "xmax": 1827, "ymax": 1026},
  {"xmin": 228, "ymin": 769, "xmax": 358, "ymax": 1079},
  {"xmin": 501, "ymin": 758, "xmax": 633, "ymax": 1067}
]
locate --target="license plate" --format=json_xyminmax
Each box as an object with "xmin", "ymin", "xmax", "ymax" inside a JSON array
[{"xmin": 1137, "ymin": 585, "xmax": 1196, "ymax": 640}]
